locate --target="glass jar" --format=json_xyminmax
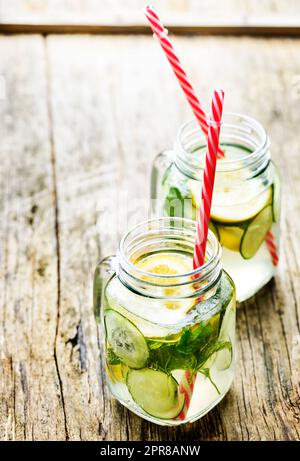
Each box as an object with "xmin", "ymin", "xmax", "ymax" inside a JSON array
[
  {"xmin": 94, "ymin": 217, "xmax": 236, "ymax": 426},
  {"xmin": 151, "ymin": 113, "xmax": 281, "ymax": 302}
]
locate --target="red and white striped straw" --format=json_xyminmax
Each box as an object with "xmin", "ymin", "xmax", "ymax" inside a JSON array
[
  {"xmin": 177, "ymin": 370, "xmax": 196, "ymax": 420},
  {"xmin": 265, "ymin": 230, "xmax": 279, "ymax": 266},
  {"xmin": 175, "ymin": 90, "xmax": 224, "ymax": 422},
  {"xmin": 144, "ymin": 5, "xmax": 225, "ymax": 158},
  {"xmin": 193, "ymin": 90, "xmax": 225, "ymax": 269},
  {"xmin": 144, "ymin": 5, "xmax": 278, "ymax": 266},
  {"xmin": 144, "ymin": 4, "xmax": 278, "ymax": 420}
]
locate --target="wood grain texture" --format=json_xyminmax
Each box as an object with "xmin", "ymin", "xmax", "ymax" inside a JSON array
[
  {"xmin": 0, "ymin": 35, "xmax": 65, "ymax": 440},
  {"xmin": 1, "ymin": 0, "xmax": 300, "ymax": 22},
  {"xmin": 0, "ymin": 33, "xmax": 300, "ymax": 440}
]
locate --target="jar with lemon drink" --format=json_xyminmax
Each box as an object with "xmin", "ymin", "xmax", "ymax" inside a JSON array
[
  {"xmin": 94, "ymin": 218, "xmax": 236, "ymax": 425},
  {"xmin": 151, "ymin": 113, "xmax": 281, "ymax": 302}
]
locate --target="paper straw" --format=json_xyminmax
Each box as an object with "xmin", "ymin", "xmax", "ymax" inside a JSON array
[
  {"xmin": 193, "ymin": 90, "xmax": 224, "ymax": 269},
  {"xmin": 144, "ymin": 5, "xmax": 225, "ymax": 158},
  {"xmin": 265, "ymin": 230, "xmax": 279, "ymax": 266},
  {"xmin": 177, "ymin": 370, "xmax": 196, "ymax": 421},
  {"xmin": 175, "ymin": 90, "xmax": 224, "ymax": 422},
  {"xmin": 145, "ymin": 5, "xmax": 277, "ymax": 264}
]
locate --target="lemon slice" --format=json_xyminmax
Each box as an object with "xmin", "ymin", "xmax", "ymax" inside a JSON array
[
  {"xmin": 135, "ymin": 254, "xmax": 191, "ymax": 277},
  {"xmin": 211, "ymin": 187, "xmax": 272, "ymax": 223},
  {"xmin": 135, "ymin": 253, "xmax": 195, "ymax": 312},
  {"xmin": 106, "ymin": 362, "xmax": 128, "ymax": 384},
  {"xmin": 189, "ymin": 179, "xmax": 272, "ymax": 224},
  {"xmin": 217, "ymin": 225, "xmax": 244, "ymax": 252},
  {"xmin": 189, "ymin": 171, "xmax": 244, "ymax": 210}
]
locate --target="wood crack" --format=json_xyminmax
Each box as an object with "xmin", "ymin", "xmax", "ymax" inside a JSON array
[
  {"xmin": 66, "ymin": 321, "xmax": 88, "ymax": 372},
  {"xmin": 44, "ymin": 37, "xmax": 69, "ymax": 441}
]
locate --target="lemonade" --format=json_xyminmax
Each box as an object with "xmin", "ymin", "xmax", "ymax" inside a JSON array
[
  {"xmin": 151, "ymin": 114, "xmax": 281, "ymax": 301},
  {"xmin": 94, "ymin": 218, "xmax": 236, "ymax": 425}
]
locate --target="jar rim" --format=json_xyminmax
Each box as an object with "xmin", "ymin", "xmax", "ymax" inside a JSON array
[
  {"xmin": 118, "ymin": 217, "xmax": 221, "ymax": 288},
  {"xmin": 176, "ymin": 111, "xmax": 269, "ymax": 171}
]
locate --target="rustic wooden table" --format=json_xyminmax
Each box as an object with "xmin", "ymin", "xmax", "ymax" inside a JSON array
[{"xmin": 0, "ymin": 34, "xmax": 300, "ymax": 441}]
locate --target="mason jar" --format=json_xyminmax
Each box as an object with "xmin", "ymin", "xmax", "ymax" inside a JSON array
[
  {"xmin": 151, "ymin": 113, "xmax": 281, "ymax": 302},
  {"xmin": 94, "ymin": 217, "xmax": 236, "ymax": 426}
]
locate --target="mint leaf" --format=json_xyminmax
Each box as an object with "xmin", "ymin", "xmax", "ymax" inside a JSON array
[
  {"xmin": 148, "ymin": 345, "xmax": 197, "ymax": 373},
  {"xmin": 164, "ymin": 186, "xmax": 184, "ymax": 218},
  {"xmin": 148, "ymin": 340, "xmax": 164, "ymax": 350},
  {"xmin": 163, "ymin": 184, "xmax": 196, "ymax": 221},
  {"xmin": 107, "ymin": 348, "xmax": 121, "ymax": 365},
  {"xmin": 176, "ymin": 321, "xmax": 216, "ymax": 355}
]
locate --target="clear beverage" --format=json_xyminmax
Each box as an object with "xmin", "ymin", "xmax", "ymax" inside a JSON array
[
  {"xmin": 94, "ymin": 218, "xmax": 236, "ymax": 425},
  {"xmin": 151, "ymin": 114, "xmax": 281, "ymax": 302}
]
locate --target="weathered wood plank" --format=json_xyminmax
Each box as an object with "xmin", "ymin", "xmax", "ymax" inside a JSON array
[
  {"xmin": 0, "ymin": 33, "xmax": 299, "ymax": 441},
  {"xmin": 45, "ymin": 35, "xmax": 300, "ymax": 441},
  {"xmin": 2, "ymin": 0, "xmax": 300, "ymax": 23},
  {"xmin": 0, "ymin": 36, "xmax": 66, "ymax": 440}
]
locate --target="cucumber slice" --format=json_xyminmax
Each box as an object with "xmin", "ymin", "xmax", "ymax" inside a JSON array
[
  {"xmin": 215, "ymin": 342, "xmax": 233, "ymax": 371},
  {"xmin": 215, "ymin": 278, "xmax": 235, "ymax": 370},
  {"xmin": 127, "ymin": 368, "xmax": 185, "ymax": 419},
  {"xmin": 272, "ymin": 168, "xmax": 281, "ymax": 223},
  {"xmin": 220, "ymin": 272, "xmax": 235, "ymax": 312},
  {"xmin": 240, "ymin": 205, "xmax": 273, "ymax": 259},
  {"xmin": 105, "ymin": 310, "xmax": 149, "ymax": 369}
]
